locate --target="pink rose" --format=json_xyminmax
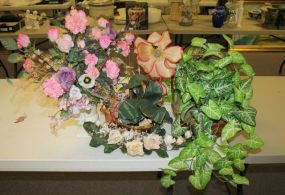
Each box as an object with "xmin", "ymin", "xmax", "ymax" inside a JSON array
[
  {"xmin": 84, "ymin": 53, "xmax": 98, "ymax": 67},
  {"xmin": 22, "ymin": 58, "xmax": 35, "ymax": 73},
  {"xmin": 105, "ymin": 59, "xmax": 120, "ymax": 80},
  {"xmin": 91, "ymin": 27, "xmax": 102, "ymax": 40},
  {"xmin": 65, "ymin": 9, "xmax": 89, "ymax": 34},
  {"xmin": 77, "ymin": 40, "xmax": 85, "ymax": 49},
  {"xmin": 143, "ymin": 134, "xmax": 162, "ymax": 150},
  {"xmin": 118, "ymin": 41, "xmax": 130, "ymax": 57},
  {"xmin": 97, "ymin": 17, "xmax": 109, "ymax": 28},
  {"xmin": 85, "ymin": 66, "xmax": 100, "ymax": 79},
  {"xmin": 56, "ymin": 34, "xmax": 74, "ymax": 53},
  {"xmin": 125, "ymin": 32, "xmax": 135, "ymax": 45},
  {"xmin": 17, "ymin": 34, "xmax": 30, "ymax": 48},
  {"xmin": 99, "ymin": 35, "xmax": 112, "ymax": 49},
  {"xmin": 48, "ymin": 28, "xmax": 60, "ymax": 42},
  {"xmin": 43, "ymin": 76, "xmax": 64, "ymax": 98}
]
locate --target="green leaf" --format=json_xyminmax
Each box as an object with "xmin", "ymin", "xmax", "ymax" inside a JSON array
[
  {"xmin": 244, "ymin": 134, "xmax": 264, "ymax": 149},
  {"xmin": 196, "ymin": 132, "xmax": 215, "ymax": 148},
  {"xmin": 241, "ymin": 122, "xmax": 255, "ymax": 134},
  {"xmin": 218, "ymin": 167, "xmax": 234, "ymax": 175},
  {"xmin": 227, "ymin": 144, "xmax": 247, "ymax": 160},
  {"xmin": 143, "ymin": 80, "xmax": 162, "ymax": 103},
  {"xmin": 156, "ymin": 149, "xmax": 169, "ymax": 158},
  {"xmin": 219, "ymin": 101, "xmax": 234, "ymax": 115},
  {"xmin": 232, "ymin": 174, "xmax": 249, "ymax": 185},
  {"xmin": 233, "ymin": 71, "xmax": 241, "ymax": 86},
  {"xmin": 179, "ymin": 142, "xmax": 199, "ymax": 160},
  {"xmin": 221, "ymin": 120, "xmax": 241, "ymax": 142},
  {"xmin": 203, "ymin": 50, "xmax": 223, "ymax": 59},
  {"xmin": 206, "ymin": 150, "xmax": 222, "ymax": 164},
  {"xmin": 222, "ymin": 34, "xmax": 234, "ymax": 49},
  {"xmin": 211, "ymin": 79, "xmax": 233, "ymax": 96},
  {"xmin": 188, "ymin": 82, "xmax": 206, "ymax": 103},
  {"xmin": 90, "ymin": 135, "xmax": 107, "ymax": 147},
  {"xmin": 104, "ymin": 144, "xmax": 120, "ymax": 153},
  {"xmin": 171, "ymin": 116, "xmax": 188, "ymax": 137},
  {"xmin": 189, "ymin": 170, "xmax": 212, "ymax": 190},
  {"xmin": 206, "ymin": 43, "xmax": 225, "ymax": 51},
  {"xmin": 233, "ymin": 86, "xmax": 245, "ymax": 103},
  {"xmin": 8, "ymin": 53, "xmax": 22, "ymax": 63},
  {"xmin": 168, "ymin": 157, "xmax": 189, "ymax": 170},
  {"xmin": 182, "ymin": 53, "xmax": 191, "ymax": 62},
  {"xmin": 118, "ymin": 99, "xmax": 142, "ymax": 125},
  {"xmin": 228, "ymin": 51, "xmax": 246, "ymax": 64},
  {"xmin": 83, "ymin": 122, "xmax": 97, "ymax": 134},
  {"xmin": 182, "ymin": 93, "xmax": 191, "ymax": 103},
  {"xmin": 123, "ymin": 74, "xmax": 149, "ymax": 89},
  {"xmin": 201, "ymin": 100, "xmax": 222, "ymax": 120},
  {"xmin": 233, "ymin": 159, "xmax": 245, "ymax": 171},
  {"xmin": 161, "ymin": 175, "xmax": 175, "ymax": 188},
  {"xmin": 214, "ymin": 159, "xmax": 233, "ymax": 169},
  {"xmin": 49, "ymin": 48, "xmax": 60, "ymax": 57},
  {"xmin": 214, "ymin": 56, "xmax": 232, "ymax": 68},
  {"xmin": 193, "ymin": 154, "xmax": 207, "ymax": 171},
  {"xmin": 0, "ymin": 37, "xmax": 18, "ymax": 50},
  {"xmin": 234, "ymin": 106, "xmax": 257, "ymax": 127},
  {"xmin": 240, "ymin": 63, "xmax": 255, "ymax": 77},
  {"xmin": 162, "ymin": 169, "xmax": 177, "ymax": 177},
  {"xmin": 140, "ymin": 103, "xmax": 171, "ymax": 124},
  {"xmin": 191, "ymin": 37, "xmax": 207, "ymax": 48}
]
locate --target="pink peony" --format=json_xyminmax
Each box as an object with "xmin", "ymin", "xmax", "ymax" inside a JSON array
[
  {"xmin": 125, "ymin": 32, "xmax": 135, "ymax": 45},
  {"xmin": 56, "ymin": 34, "xmax": 74, "ymax": 53},
  {"xmin": 105, "ymin": 59, "xmax": 120, "ymax": 80},
  {"xmin": 48, "ymin": 28, "xmax": 60, "ymax": 42},
  {"xmin": 84, "ymin": 53, "xmax": 98, "ymax": 67},
  {"xmin": 118, "ymin": 41, "xmax": 130, "ymax": 57},
  {"xmin": 85, "ymin": 66, "xmax": 100, "ymax": 79},
  {"xmin": 17, "ymin": 34, "xmax": 30, "ymax": 48},
  {"xmin": 43, "ymin": 76, "xmax": 64, "ymax": 98},
  {"xmin": 91, "ymin": 27, "xmax": 102, "ymax": 40},
  {"xmin": 77, "ymin": 40, "xmax": 85, "ymax": 49},
  {"xmin": 99, "ymin": 35, "xmax": 112, "ymax": 49},
  {"xmin": 22, "ymin": 58, "xmax": 35, "ymax": 73},
  {"xmin": 65, "ymin": 9, "xmax": 89, "ymax": 35},
  {"xmin": 97, "ymin": 17, "xmax": 109, "ymax": 28}
]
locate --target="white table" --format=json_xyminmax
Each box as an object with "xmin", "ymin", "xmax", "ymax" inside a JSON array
[{"xmin": 0, "ymin": 76, "xmax": 284, "ymax": 172}]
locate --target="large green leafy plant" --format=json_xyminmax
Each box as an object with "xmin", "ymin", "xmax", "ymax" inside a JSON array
[{"xmin": 161, "ymin": 35, "xmax": 264, "ymax": 190}]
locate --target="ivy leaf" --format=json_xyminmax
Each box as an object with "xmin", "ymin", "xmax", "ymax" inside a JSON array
[
  {"xmin": 193, "ymin": 154, "xmax": 207, "ymax": 171},
  {"xmin": 222, "ymin": 34, "xmax": 234, "ymax": 49},
  {"xmin": 179, "ymin": 142, "xmax": 199, "ymax": 160},
  {"xmin": 188, "ymin": 170, "xmax": 212, "ymax": 190},
  {"xmin": 219, "ymin": 101, "xmax": 234, "ymax": 115},
  {"xmin": 214, "ymin": 56, "xmax": 232, "ymax": 68},
  {"xmin": 241, "ymin": 122, "xmax": 255, "ymax": 134},
  {"xmin": 214, "ymin": 159, "xmax": 233, "ymax": 169},
  {"xmin": 233, "ymin": 71, "xmax": 241, "ymax": 86},
  {"xmin": 0, "ymin": 37, "xmax": 18, "ymax": 50},
  {"xmin": 162, "ymin": 169, "xmax": 177, "ymax": 177},
  {"xmin": 203, "ymin": 50, "xmax": 223, "ymax": 59},
  {"xmin": 233, "ymin": 159, "xmax": 245, "ymax": 171},
  {"xmin": 196, "ymin": 132, "xmax": 215, "ymax": 148},
  {"xmin": 234, "ymin": 106, "xmax": 257, "ymax": 127},
  {"xmin": 83, "ymin": 122, "xmax": 98, "ymax": 134},
  {"xmin": 211, "ymin": 79, "xmax": 233, "ymax": 96},
  {"xmin": 240, "ymin": 63, "xmax": 255, "ymax": 77},
  {"xmin": 104, "ymin": 144, "xmax": 120, "ymax": 153},
  {"xmin": 171, "ymin": 116, "xmax": 188, "ymax": 137},
  {"xmin": 168, "ymin": 157, "xmax": 189, "ymax": 170},
  {"xmin": 232, "ymin": 174, "xmax": 249, "ymax": 185},
  {"xmin": 228, "ymin": 51, "xmax": 246, "ymax": 64},
  {"xmin": 8, "ymin": 53, "xmax": 23, "ymax": 63},
  {"xmin": 233, "ymin": 86, "xmax": 245, "ymax": 103},
  {"xmin": 206, "ymin": 43, "xmax": 225, "ymax": 52},
  {"xmin": 221, "ymin": 120, "xmax": 241, "ymax": 142},
  {"xmin": 182, "ymin": 93, "xmax": 191, "ymax": 103},
  {"xmin": 161, "ymin": 175, "xmax": 175, "ymax": 188},
  {"xmin": 188, "ymin": 82, "xmax": 206, "ymax": 103},
  {"xmin": 201, "ymin": 100, "xmax": 222, "ymax": 120},
  {"xmin": 206, "ymin": 150, "xmax": 222, "ymax": 164},
  {"xmin": 218, "ymin": 167, "xmax": 234, "ymax": 175},
  {"xmin": 244, "ymin": 134, "xmax": 264, "ymax": 149},
  {"xmin": 155, "ymin": 149, "xmax": 169, "ymax": 158},
  {"xmin": 182, "ymin": 53, "xmax": 191, "ymax": 62},
  {"xmin": 191, "ymin": 37, "xmax": 207, "ymax": 48},
  {"xmin": 227, "ymin": 143, "xmax": 247, "ymax": 160},
  {"xmin": 90, "ymin": 135, "xmax": 107, "ymax": 147}
]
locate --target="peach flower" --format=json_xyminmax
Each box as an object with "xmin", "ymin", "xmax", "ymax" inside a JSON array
[
  {"xmin": 65, "ymin": 9, "xmax": 89, "ymax": 35},
  {"xmin": 143, "ymin": 134, "xmax": 162, "ymax": 150},
  {"xmin": 107, "ymin": 130, "xmax": 123, "ymax": 144},
  {"xmin": 125, "ymin": 139, "xmax": 144, "ymax": 156},
  {"xmin": 134, "ymin": 31, "xmax": 183, "ymax": 78},
  {"xmin": 22, "ymin": 58, "xmax": 35, "ymax": 73}
]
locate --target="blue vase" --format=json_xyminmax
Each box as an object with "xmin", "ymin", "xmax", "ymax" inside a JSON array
[{"xmin": 212, "ymin": 6, "xmax": 225, "ymax": 28}]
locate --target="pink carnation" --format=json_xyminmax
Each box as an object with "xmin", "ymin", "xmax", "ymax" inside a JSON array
[
  {"xmin": 56, "ymin": 34, "xmax": 74, "ymax": 53},
  {"xmin": 77, "ymin": 40, "xmax": 85, "ymax": 49},
  {"xmin": 48, "ymin": 28, "xmax": 60, "ymax": 42},
  {"xmin": 22, "ymin": 58, "xmax": 35, "ymax": 73},
  {"xmin": 91, "ymin": 27, "xmax": 102, "ymax": 40},
  {"xmin": 118, "ymin": 41, "xmax": 130, "ymax": 57},
  {"xmin": 99, "ymin": 35, "xmax": 112, "ymax": 49},
  {"xmin": 17, "ymin": 34, "xmax": 30, "ymax": 48},
  {"xmin": 85, "ymin": 66, "xmax": 100, "ymax": 79},
  {"xmin": 84, "ymin": 53, "xmax": 98, "ymax": 67},
  {"xmin": 43, "ymin": 76, "xmax": 64, "ymax": 98},
  {"xmin": 97, "ymin": 17, "xmax": 109, "ymax": 28},
  {"xmin": 125, "ymin": 32, "xmax": 135, "ymax": 45},
  {"xmin": 65, "ymin": 9, "xmax": 89, "ymax": 35},
  {"xmin": 105, "ymin": 59, "xmax": 120, "ymax": 80}
]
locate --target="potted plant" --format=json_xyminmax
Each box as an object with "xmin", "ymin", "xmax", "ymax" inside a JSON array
[{"xmin": 161, "ymin": 35, "xmax": 264, "ymax": 190}]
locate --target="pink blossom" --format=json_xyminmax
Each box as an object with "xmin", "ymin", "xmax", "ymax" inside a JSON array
[
  {"xmin": 56, "ymin": 34, "xmax": 74, "ymax": 53},
  {"xmin": 105, "ymin": 59, "xmax": 120, "ymax": 80},
  {"xmin": 77, "ymin": 40, "xmax": 85, "ymax": 49},
  {"xmin": 82, "ymin": 50, "xmax": 89, "ymax": 55},
  {"xmin": 99, "ymin": 35, "xmax": 112, "ymax": 49},
  {"xmin": 97, "ymin": 17, "xmax": 109, "ymax": 28},
  {"xmin": 22, "ymin": 58, "xmax": 35, "ymax": 73},
  {"xmin": 125, "ymin": 32, "xmax": 135, "ymax": 45},
  {"xmin": 118, "ymin": 41, "xmax": 130, "ymax": 57},
  {"xmin": 65, "ymin": 9, "xmax": 89, "ymax": 34},
  {"xmin": 85, "ymin": 66, "xmax": 100, "ymax": 79},
  {"xmin": 48, "ymin": 28, "xmax": 60, "ymax": 42},
  {"xmin": 43, "ymin": 76, "xmax": 64, "ymax": 98},
  {"xmin": 84, "ymin": 53, "xmax": 98, "ymax": 67},
  {"xmin": 91, "ymin": 27, "xmax": 102, "ymax": 40},
  {"xmin": 17, "ymin": 34, "xmax": 30, "ymax": 48}
]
